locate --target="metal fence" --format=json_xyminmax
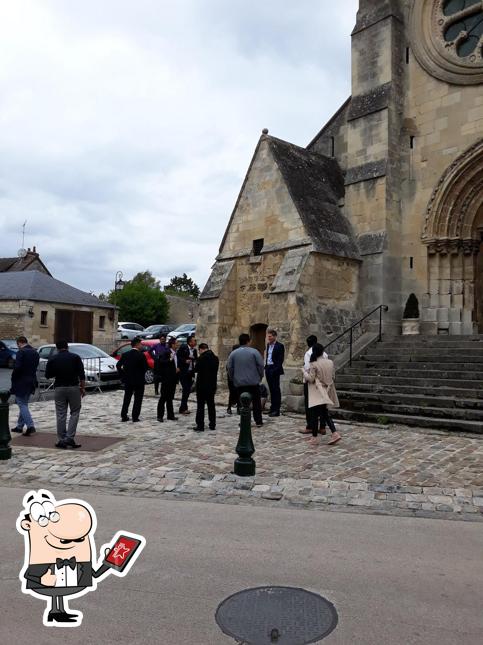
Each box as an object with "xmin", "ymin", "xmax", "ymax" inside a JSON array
[{"xmin": 36, "ymin": 357, "xmax": 112, "ymax": 399}]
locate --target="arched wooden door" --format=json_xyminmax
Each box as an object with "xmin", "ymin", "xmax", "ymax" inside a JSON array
[{"xmin": 249, "ymin": 323, "xmax": 267, "ymax": 357}]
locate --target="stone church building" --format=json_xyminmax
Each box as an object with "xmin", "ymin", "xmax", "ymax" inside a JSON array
[{"xmin": 198, "ymin": 0, "xmax": 483, "ymax": 368}]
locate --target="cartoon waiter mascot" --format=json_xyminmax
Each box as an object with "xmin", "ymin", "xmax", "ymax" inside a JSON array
[{"xmin": 17, "ymin": 489, "xmax": 145, "ymax": 627}]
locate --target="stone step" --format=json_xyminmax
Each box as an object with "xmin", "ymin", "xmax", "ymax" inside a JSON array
[
  {"xmin": 332, "ymin": 409, "xmax": 483, "ymax": 433},
  {"xmin": 334, "ymin": 381, "xmax": 483, "ymax": 400},
  {"xmin": 344, "ymin": 364, "xmax": 483, "ymax": 378},
  {"xmin": 378, "ymin": 335, "xmax": 483, "ymax": 342},
  {"xmin": 358, "ymin": 353, "xmax": 483, "ymax": 363},
  {"xmin": 369, "ymin": 346, "xmax": 483, "ymax": 354},
  {"xmin": 337, "ymin": 390, "xmax": 483, "ymax": 410},
  {"xmin": 376, "ymin": 340, "xmax": 483, "ymax": 351},
  {"xmin": 336, "ymin": 374, "xmax": 482, "ymax": 390},
  {"xmin": 337, "ymin": 398, "xmax": 483, "ymax": 422}
]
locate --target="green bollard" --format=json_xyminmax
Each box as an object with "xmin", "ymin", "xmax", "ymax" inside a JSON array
[
  {"xmin": 234, "ymin": 392, "xmax": 255, "ymax": 476},
  {"xmin": 0, "ymin": 390, "xmax": 12, "ymax": 460}
]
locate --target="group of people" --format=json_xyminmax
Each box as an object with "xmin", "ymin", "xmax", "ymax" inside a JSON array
[
  {"xmin": 8, "ymin": 328, "xmax": 340, "ymax": 450},
  {"xmin": 117, "ymin": 334, "xmax": 219, "ymax": 432}
]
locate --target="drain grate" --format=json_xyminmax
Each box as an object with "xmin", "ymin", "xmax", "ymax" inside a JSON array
[{"xmin": 215, "ymin": 586, "xmax": 338, "ymax": 644}]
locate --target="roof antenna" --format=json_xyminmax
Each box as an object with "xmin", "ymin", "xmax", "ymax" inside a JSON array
[{"xmin": 18, "ymin": 220, "xmax": 27, "ymax": 258}]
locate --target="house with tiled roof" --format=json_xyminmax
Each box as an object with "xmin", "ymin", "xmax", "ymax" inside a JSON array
[{"xmin": 0, "ymin": 252, "xmax": 116, "ymax": 345}]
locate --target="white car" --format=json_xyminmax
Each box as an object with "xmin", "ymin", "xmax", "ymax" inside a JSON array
[
  {"xmin": 168, "ymin": 323, "xmax": 196, "ymax": 343},
  {"xmin": 117, "ymin": 322, "xmax": 145, "ymax": 340},
  {"xmin": 37, "ymin": 343, "xmax": 120, "ymax": 387}
]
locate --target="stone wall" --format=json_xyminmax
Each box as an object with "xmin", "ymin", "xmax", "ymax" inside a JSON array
[
  {"xmin": 0, "ymin": 300, "xmax": 117, "ymax": 346},
  {"xmin": 166, "ymin": 294, "xmax": 199, "ymax": 327}
]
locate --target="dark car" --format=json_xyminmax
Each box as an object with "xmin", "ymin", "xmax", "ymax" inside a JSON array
[
  {"xmin": 140, "ymin": 324, "xmax": 176, "ymax": 340},
  {"xmin": 0, "ymin": 339, "xmax": 18, "ymax": 368}
]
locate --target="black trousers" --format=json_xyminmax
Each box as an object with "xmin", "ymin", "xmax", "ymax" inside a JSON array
[
  {"xmin": 157, "ymin": 381, "xmax": 176, "ymax": 420},
  {"xmin": 308, "ymin": 405, "xmax": 336, "ymax": 437},
  {"xmin": 227, "ymin": 378, "xmax": 238, "ymax": 408},
  {"xmin": 304, "ymin": 383, "xmax": 326, "ymax": 429},
  {"xmin": 265, "ymin": 367, "xmax": 281, "ymax": 413},
  {"xmin": 179, "ymin": 373, "xmax": 193, "ymax": 412},
  {"xmin": 236, "ymin": 385, "xmax": 263, "ymax": 425},
  {"xmin": 195, "ymin": 389, "xmax": 216, "ymax": 429},
  {"xmin": 121, "ymin": 383, "xmax": 145, "ymax": 421},
  {"xmin": 154, "ymin": 375, "xmax": 161, "ymax": 395}
]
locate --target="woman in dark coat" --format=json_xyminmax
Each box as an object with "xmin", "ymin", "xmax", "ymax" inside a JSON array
[{"xmin": 157, "ymin": 337, "xmax": 179, "ymax": 422}]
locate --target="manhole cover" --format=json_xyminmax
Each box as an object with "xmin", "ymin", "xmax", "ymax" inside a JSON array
[{"xmin": 215, "ymin": 586, "xmax": 338, "ymax": 644}]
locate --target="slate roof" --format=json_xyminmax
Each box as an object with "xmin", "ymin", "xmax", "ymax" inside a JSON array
[
  {"xmin": 0, "ymin": 271, "xmax": 114, "ymax": 309},
  {"xmin": 266, "ymin": 135, "xmax": 359, "ymax": 259},
  {"xmin": 0, "ymin": 258, "xmax": 17, "ymax": 272}
]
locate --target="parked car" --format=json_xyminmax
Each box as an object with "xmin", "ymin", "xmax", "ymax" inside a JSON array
[
  {"xmin": 37, "ymin": 343, "xmax": 120, "ymax": 387},
  {"xmin": 111, "ymin": 339, "xmax": 160, "ymax": 384},
  {"xmin": 139, "ymin": 324, "xmax": 176, "ymax": 340},
  {"xmin": 168, "ymin": 323, "xmax": 196, "ymax": 344},
  {"xmin": 0, "ymin": 339, "xmax": 18, "ymax": 368},
  {"xmin": 117, "ymin": 322, "xmax": 145, "ymax": 340}
]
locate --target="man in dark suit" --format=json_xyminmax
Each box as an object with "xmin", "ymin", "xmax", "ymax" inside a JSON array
[
  {"xmin": 193, "ymin": 343, "xmax": 219, "ymax": 432},
  {"xmin": 177, "ymin": 335, "xmax": 197, "ymax": 414},
  {"xmin": 264, "ymin": 329, "xmax": 285, "ymax": 417},
  {"xmin": 117, "ymin": 337, "xmax": 148, "ymax": 422},
  {"xmin": 10, "ymin": 335, "xmax": 40, "ymax": 436}
]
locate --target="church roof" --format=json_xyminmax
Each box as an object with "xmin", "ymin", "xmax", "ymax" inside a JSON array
[
  {"xmin": 266, "ymin": 135, "xmax": 359, "ymax": 259},
  {"xmin": 0, "ymin": 271, "xmax": 114, "ymax": 309}
]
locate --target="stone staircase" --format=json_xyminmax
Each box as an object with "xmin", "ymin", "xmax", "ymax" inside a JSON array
[{"xmin": 334, "ymin": 335, "xmax": 483, "ymax": 433}]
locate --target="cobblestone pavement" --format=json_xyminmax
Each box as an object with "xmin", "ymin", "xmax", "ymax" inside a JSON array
[{"xmin": 2, "ymin": 390, "xmax": 483, "ymax": 521}]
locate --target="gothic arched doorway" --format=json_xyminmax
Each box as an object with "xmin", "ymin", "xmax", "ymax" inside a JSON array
[
  {"xmin": 422, "ymin": 139, "xmax": 483, "ymax": 334},
  {"xmin": 250, "ymin": 323, "xmax": 267, "ymax": 356}
]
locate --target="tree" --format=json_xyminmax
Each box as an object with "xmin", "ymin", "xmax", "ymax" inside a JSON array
[
  {"xmin": 109, "ymin": 271, "xmax": 169, "ymax": 327},
  {"xmin": 164, "ymin": 273, "xmax": 200, "ymax": 299}
]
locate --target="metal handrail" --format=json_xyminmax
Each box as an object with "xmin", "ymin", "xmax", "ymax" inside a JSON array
[{"xmin": 324, "ymin": 304, "xmax": 388, "ymax": 366}]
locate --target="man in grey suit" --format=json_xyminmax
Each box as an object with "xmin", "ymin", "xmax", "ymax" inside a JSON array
[{"xmin": 226, "ymin": 333, "xmax": 265, "ymax": 427}]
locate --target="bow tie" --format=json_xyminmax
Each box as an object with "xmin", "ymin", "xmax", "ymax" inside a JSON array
[{"xmin": 56, "ymin": 557, "xmax": 76, "ymax": 570}]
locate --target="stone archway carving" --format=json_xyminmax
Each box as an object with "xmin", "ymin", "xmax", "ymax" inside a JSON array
[{"xmin": 422, "ymin": 139, "xmax": 483, "ymax": 334}]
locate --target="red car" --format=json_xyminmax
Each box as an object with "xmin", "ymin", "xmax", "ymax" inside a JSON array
[{"xmin": 111, "ymin": 340, "xmax": 160, "ymax": 385}]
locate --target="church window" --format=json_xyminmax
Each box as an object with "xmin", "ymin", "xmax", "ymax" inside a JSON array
[
  {"xmin": 405, "ymin": 46, "xmax": 410, "ymax": 64},
  {"xmin": 410, "ymin": 136, "xmax": 415, "ymax": 149},
  {"xmin": 252, "ymin": 239, "xmax": 264, "ymax": 256},
  {"xmin": 442, "ymin": 0, "xmax": 483, "ymax": 58},
  {"xmin": 410, "ymin": 257, "xmax": 414, "ymax": 269},
  {"xmin": 330, "ymin": 136, "xmax": 335, "ymax": 157}
]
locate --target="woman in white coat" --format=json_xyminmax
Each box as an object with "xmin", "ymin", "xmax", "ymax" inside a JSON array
[{"xmin": 303, "ymin": 343, "xmax": 341, "ymax": 446}]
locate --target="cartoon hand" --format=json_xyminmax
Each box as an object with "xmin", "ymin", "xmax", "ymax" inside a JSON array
[{"xmin": 41, "ymin": 571, "xmax": 57, "ymax": 586}]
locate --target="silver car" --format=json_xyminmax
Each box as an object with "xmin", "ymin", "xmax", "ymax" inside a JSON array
[
  {"xmin": 117, "ymin": 322, "xmax": 145, "ymax": 340},
  {"xmin": 37, "ymin": 343, "xmax": 120, "ymax": 387}
]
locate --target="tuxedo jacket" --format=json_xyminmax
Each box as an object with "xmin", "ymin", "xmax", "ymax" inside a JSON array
[
  {"xmin": 24, "ymin": 561, "xmax": 108, "ymax": 591},
  {"xmin": 265, "ymin": 341, "xmax": 285, "ymax": 375}
]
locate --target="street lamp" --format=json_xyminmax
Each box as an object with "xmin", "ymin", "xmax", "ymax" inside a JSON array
[{"xmin": 114, "ymin": 271, "xmax": 125, "ymax": 292}]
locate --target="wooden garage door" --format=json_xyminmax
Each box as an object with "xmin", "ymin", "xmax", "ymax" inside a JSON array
[{"xmin": 55, "ymin": 310, "xmax": 93, "ymax": 344}]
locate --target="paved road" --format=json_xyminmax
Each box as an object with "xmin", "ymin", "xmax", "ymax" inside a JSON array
[
  {"xmin": 2, "ymin": 390, "xmax": 483, "ymax": 519},
  {"xmin": 1, "ymin": 485, "xmax": 482, "ymax": 644}
]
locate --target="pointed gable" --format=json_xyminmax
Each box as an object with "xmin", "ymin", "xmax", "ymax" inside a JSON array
[
  {"xmin": 219, "ymin": 133, "xmax": 359, "ymax": 261},
  {"xmin": 267, "ymin": 136, "xmax": 359, "ymax": 259}
]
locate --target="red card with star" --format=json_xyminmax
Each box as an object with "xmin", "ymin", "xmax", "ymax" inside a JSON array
[{"xmin": 104, "ymin": 535, "xmax": 143, "ymax": 572}]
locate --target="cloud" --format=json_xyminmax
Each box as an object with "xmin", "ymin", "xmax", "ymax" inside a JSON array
[{"xmin": 0, "ymin": 0, "xmax": 358, "ymax": 297}]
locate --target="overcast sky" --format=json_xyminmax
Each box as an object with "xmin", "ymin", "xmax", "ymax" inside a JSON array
[{"xmin": 0, "ymin": 0, "xmax": 358, "ymax": 296}]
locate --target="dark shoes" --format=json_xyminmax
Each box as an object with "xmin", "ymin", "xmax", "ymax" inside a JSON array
[
  {"xmin": 65, "ymin": 438, "xmax": 81, "ymax": 449},
  {"xmin": 256, "ymin": 422, "xmax": 264, "ymax": 428},
  {"xmin": 25, "ymin": 427, "xmax": 36, "ymax": 435},
  {"xmin": 268, "ymin": 411, "xmax": 280, "ymax": 417},
  {"xmin": 167, "ymin": 416, "xmax": 178, "ymax": 421},
  {"xmin": 132, "ymin": 419, "xmax": 140, "ymax": 423},
  {"xmin": 47, "ymin": 611, "xmax": 78, "ymax": 623},
  {"xmin": 226, "ymin": 406, "xmax": 232, "ymax": 415},
  {"xmin": 11, "ymin": 427, "xmax": 23, "ymax": 433},
  {"xmin": 56, "ymin": 438, "xmax": 81, "ymax": 449},
  {"xmin": 157, "ymin": 417, "xmax": 164, "ymax": 422},
  {"xmin": 192, "ymin": 426, "xmax": 204, "ymax": 432},
  {"xmin": 121, "ymin": 416, "xmax": 130, "ymax": 422},
  {"xmin": 209, "ymin": 426, "xmax": 216, "ymax": 431}
]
